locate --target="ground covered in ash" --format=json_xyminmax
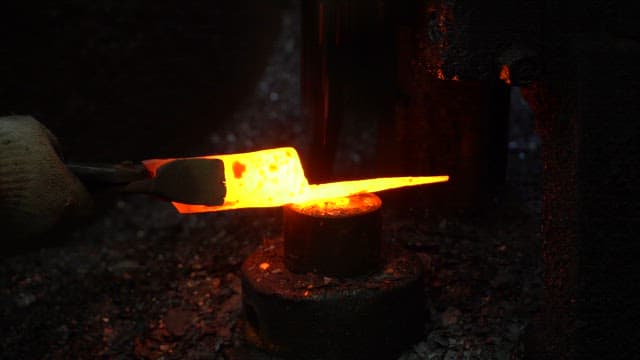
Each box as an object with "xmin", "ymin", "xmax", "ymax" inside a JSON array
[{"xmin": 1, "ymin": 3, "xmax": 542, "ymax": 359}]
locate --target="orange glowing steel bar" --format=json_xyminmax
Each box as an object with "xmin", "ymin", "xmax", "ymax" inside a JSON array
[{"xmin": 143, "ymin": 147, "xmax": 449, "ymax": 213}]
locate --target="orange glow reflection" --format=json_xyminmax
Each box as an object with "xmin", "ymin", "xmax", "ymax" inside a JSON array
[
  {"xmin": 291, "ymin": 193, "xmax": 381, "ymax": 217},
  {"xmin": 144, "ymin": 147, "xmax": 449, "ymax": 213},
  {"xmin": 500, "ymin": 64, "xmax": 511, "ymax": 85}
]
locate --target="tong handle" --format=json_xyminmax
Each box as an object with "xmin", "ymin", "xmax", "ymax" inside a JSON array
[{"xmin": 67, "ymin": 162, "xmax": 149, "ymax": 185}]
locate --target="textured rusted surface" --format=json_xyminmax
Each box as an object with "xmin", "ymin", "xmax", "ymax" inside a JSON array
[
  {"xmin": 377, "ymin": 79, "xmax": 510, "ymax": 210},
  {"xmin": 300, "ymin": 1, "xmax": 511, "ymax": 209},
  {"xmin": 241, "ymin": 240, "xmax": 425, "ymax": 360},
  {"xmin": 526, "ymin": 35, "xmax": 640, "ymax": 359},
  {"xmin": 283, "ymin": 193, "xmax": 382, "ymax": 277}
]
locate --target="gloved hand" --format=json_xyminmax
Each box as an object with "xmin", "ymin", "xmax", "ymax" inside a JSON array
[{"xmin": 0, "ymin": 115, "xmax": 92, "ymax": 249}]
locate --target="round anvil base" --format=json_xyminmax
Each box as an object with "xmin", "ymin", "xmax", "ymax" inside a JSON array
[{"xmin": 241, "ymin": 240, "xmax": 426, "ymax": 360}]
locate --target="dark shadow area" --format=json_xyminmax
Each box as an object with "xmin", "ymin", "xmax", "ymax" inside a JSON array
[{"xmin": 0, "ymin": 0, "xmax": 282, "ymax": 161}]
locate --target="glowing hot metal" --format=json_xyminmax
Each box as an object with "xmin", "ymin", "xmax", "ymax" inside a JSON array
[{"xmin": 143, "ymin": 147, "xmax": 449, "ymax": 213}]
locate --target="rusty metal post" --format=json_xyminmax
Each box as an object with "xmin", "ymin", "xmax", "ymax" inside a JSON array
[{"xmin": 301, "ymin": 0, "xmax": 398, "ymax": 182}]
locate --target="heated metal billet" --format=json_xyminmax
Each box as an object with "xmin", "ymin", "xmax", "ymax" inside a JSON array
[
  {"xmin": 68, "ymin": 147, "xmax": 447, "ymax": 210},
  {"xmin": 143, "ymin": 147, "xmax": 448, "ymax": 213}
]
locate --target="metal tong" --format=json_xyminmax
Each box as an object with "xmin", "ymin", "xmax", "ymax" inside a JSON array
[{"xmin": 67, "ymin": 159, "xmax": 226, "ymax": 206}]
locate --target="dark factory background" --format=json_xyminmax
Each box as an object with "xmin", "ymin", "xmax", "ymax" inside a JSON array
[{"xmin": 1, "ymin": 1, "xmax": 638, "ymax": 359}]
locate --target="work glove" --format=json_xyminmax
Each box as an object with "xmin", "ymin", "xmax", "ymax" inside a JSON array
[{"xmin": 0, "ymin": 115, "xmax": 92, "ymax": 250}]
